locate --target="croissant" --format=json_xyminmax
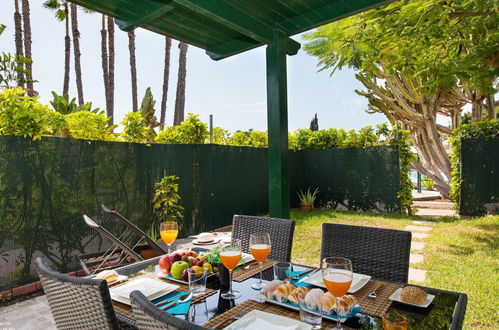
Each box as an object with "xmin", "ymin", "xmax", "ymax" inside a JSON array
[
  {"xmin": 288, "ymin": 286, "xmax": 311, "ymax": 304},
  {"xmin": 304, "ymin": 288, "xmax": 324, "ymax": 310},
  {"xmin": 318, "ymin": 292, "xmax": 336, "ymax": 314},
  {"xmin": 273, "ymin": 283, "xmax": 296, "ymax": 302},
  {"xmin": 261, "ymin": 280, "xmax": 283, "ymax": 299},
  {"xmin": 340, "ymin": 295, "xmax": 357, "ymax": 307}
]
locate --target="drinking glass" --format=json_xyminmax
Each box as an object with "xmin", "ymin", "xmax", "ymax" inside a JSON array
[
  {"xmin": 322, "ymin": 257, "xmax": 353, "ymax": 329},
  {"xmin": 299, "ymin": 297, "xmax": 322, "ymax": 329},
  {"xmin": 382, "ymin": 311, "xmax": 407, "ymax": 330},
  {"xmin": 188, "ymin": 269, "xmax": 207, "ymax": 297},
  {"xmin": 249, "ymin": 233, "xmax": 271, "ymax": 290},
  {"xmin": 160, "ymin": 221, "xmax": 178, "ymax": 254},
  {"xmin": 220, "ymin": 239, "xmax": 242, "ymax": 299},
  {"xmin": 273, "ymin": 262, "xmax": 292, "ymax": 283}
]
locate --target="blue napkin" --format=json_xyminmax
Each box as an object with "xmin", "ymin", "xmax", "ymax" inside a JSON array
[
  {"xmin": 150, "ymin": 291, "xmax": 192, "ymax": 315},
  {"xmin": 288, "ymin": 270, "xmax": 314, "ymax": 287}
]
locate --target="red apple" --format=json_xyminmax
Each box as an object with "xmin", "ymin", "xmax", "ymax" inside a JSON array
[
  {"xmin": 170, "ymin": 253, "xmax": 182, "ymax": 263},
  {"xmin": 158, "ymin": 255, "xmax": 172, "ymax": 273}
]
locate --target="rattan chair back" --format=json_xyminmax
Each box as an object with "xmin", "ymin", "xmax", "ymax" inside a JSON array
[
  {"xmin": 232, "ymin": 215, "xmax": 295, "ymax": 262},
  {"xmin": 130, "ymin": 291, "xmax": 207, "ymax": 330},
  {"xmin": 321, "ymin": 223, "xmax": 411, "ymax": 283},
  {"xmin": 35, "ymin": 257, "xmax": 119, "ymax": 330}
]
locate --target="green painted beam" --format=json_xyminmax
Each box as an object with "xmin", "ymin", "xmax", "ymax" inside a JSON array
[
  {"xmin": 115, "ymin": 3, "xmax": 175, "ymax": 31},
  {"xmin": 266, "ymin": 29, "xmax": 290, "ymax": 219},
  {"xmin": 173, "ymin": 0, "xmax": 300, "ymax": 57},
  {"xmin": 277, "ymin": 0, "xmax": 395, "ymax": 36}
]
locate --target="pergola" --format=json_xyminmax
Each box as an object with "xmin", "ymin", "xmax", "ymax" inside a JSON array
[{"xmin": 69, "ymin": 0, "xmax": 392, "ymax": 219}]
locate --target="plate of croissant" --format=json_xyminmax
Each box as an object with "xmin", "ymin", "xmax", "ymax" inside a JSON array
[{"xmin": 256, "ymin": 280, "xmax": 361, "ymax": 322}]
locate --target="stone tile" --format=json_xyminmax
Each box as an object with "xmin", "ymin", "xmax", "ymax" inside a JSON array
[
  {"xmin": 415, "ymin": 208, "xmax": 457, "ymax": 217},
  {"xmin": 409, "ymin": 268, "xmax": 427, "ymax": 282},
  {"xmin": 410, "ymin": 254, "xmax": 424, "ymax": 264},
  {"xmin": 405, "ymin": 225, "xmax": 432, "ymax": 232},
  {"xmin": 411, "ymin": 241, "xmax": 425, "ymax": 251},
  {"xmin": 412, "ymin": 232, "xmax": 429, "ymax": 239},
  {"xmin": 412, "ymin": 220, "xmax": 435, "ymax": 226}
]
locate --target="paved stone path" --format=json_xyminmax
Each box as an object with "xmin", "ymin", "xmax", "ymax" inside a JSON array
[
  {"xmin": 406, "ymin": 219, "xmax": 435, "ymax": 283},
  {"xmin": 0, "ymin": 295, "xmax": 55, "ymax": 330}
]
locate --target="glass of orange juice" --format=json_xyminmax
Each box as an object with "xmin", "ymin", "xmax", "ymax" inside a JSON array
[
  {"xmin": 220, "ymin": 239, "xmax": 242, "ymax": 300},
  {"xmin": 160, "ymin": 221, "xmax": 178, "ymax": 254},
  {"xmin": 249, "ymin": 233, "xmax": 271, "ymax": 290},
  {"xmin": 322, "ymin": 257, "xmax": 353, "ymax": 329}
]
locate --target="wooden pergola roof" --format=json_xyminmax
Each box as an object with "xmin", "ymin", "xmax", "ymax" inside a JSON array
[{"xmin": 68, "ymin": 0, "xmax": 393, "ymax": 218}]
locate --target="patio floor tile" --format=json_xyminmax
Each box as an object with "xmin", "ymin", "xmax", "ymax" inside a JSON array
[{"xmin": 405, "ymin": 225, "xmax": 433, "ymax": 232}]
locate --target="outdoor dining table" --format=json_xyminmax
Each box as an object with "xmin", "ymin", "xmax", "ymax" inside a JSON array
[{"xmin": 111, "ymin": 247, "xmax": 467, "ymax": 330}]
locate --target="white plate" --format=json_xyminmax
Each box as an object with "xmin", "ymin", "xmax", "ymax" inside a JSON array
[
  {"xmin": 303, "ymin": 271, "xmax": 371, "ymax": 293},
  {"xmin": 224, "ymin": 309, "xmax": 312, "ymax": 330},
  {"xmin": 192, "ymin": 238, "xmax": 221, "ymax": 245},
  {"xmin": 389, "ymin": 288, "xmax": 435, "ymax": 308},
  {"xmin": 110, "ymin": 278, "xmax": 179, "ymax": 305},
  {"xmin": 254, "ymin": 293, "xmax": 359, "ymax": 323}
]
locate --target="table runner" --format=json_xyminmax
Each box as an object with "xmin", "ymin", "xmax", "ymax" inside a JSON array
[
  {"xmin": 351, "ymin": 280, "xmax": 402, "ymax": 318},
  {"xmin": 203, "ymin": 299, "xmax": 353, "ymax": 329},
  {"xmin": 110, "ymin": 273, "xmax": 217, "ymax": 319},
  {"xmin": 232, "ymin": 259, "xmax": 274, "ymax": 282}
]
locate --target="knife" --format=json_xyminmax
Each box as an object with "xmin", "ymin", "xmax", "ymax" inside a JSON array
[
  {"xmin": 291, "ymin": 268, "xmax": 315, "ymax": 280},
  {"xmin": 153, "ymin": 292, "xmax": 191, "ymax": 307},
  {"xmin": 297, "ymin": 269, "xmax": 319, "ymax": 283}
]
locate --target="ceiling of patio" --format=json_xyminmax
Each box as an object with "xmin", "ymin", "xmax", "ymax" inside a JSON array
[{"xmin": 69, "ymin": 0, "xmax": 393, "ymax": 60}]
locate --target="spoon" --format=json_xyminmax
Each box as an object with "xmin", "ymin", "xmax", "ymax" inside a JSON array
[{"xmin": 160, "ymin": 292, "xmax": 193, "ymax": 310}]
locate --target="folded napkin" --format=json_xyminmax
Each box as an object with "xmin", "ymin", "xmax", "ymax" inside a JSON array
[
  {"xmin": 287, "ymin": 270, "xmax": 314, "ymax": 287},
  {"xmin": 150, "ymin": 292, "xmax": 192, "ymax": 315}
]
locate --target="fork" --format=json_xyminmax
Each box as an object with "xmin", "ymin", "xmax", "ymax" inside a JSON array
[{"xmin": 231, "ymin": 308, "xmax": 247, "ymax": 320}]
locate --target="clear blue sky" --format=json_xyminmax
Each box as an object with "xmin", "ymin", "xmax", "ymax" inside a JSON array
[{"xmin": 0, "ymin": 1, "xmax": 387, "ymax": 132}]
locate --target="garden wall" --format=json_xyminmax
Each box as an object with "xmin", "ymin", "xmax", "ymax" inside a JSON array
[
  {"xmin": 459, "ymin": 138, "xmax": 499, "ymax": 216},
  {"xmin": 0, "ymin": 136, "xmax": 400, "ymax": 290}
]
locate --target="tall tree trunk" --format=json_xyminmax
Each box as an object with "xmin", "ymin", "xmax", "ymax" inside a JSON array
[
  {"xmin": 160, "ymin": 37, "xmax": 172, "ymax": 127},
  {"xmin": 63, "ymin": 4, "xmax": 70, "ymax": 95},
  {"xmin": 14, "ymin": 0, "xmax": 24, "ymax": 88},
  {"xmin": 21, "ymin": 0, "xmax": 33, "ymax": 95},
  {"xmin": 70, "ymin": 4, "xmax": 84, "ymax": 105},
  {"xmin": 107, "ymin": 16, "xmax": 115, "ymax": 124},
  {"xmin": 100, "ymin": 15, "xmax": 109, "ymax": 114},
  {"xmin": 485, "ymin": 94, "xmax": 496, "ymax": 120},
  {"xmin": 173, "ymin": 42, "xmax": 188, "ymax": 126},
  {"xmin": 128, "ymin": 30, "xmax": 138, "ymax": 112}
]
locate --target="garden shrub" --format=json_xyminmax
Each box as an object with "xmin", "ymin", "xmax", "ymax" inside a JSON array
[
  {"xmin": 449, "ymin": 120, "xmax": 499, "ymax": 210},
  {"xmin": 155, "ymin": 113, "xmax": 208, "ymax": 144},
  {"xmin": 65, "ymin": 111, "xmax": 116, "ymax": 141},
  {"xmin": 121, "ymin": 112, "xmax": 149, "ymax": 143}
]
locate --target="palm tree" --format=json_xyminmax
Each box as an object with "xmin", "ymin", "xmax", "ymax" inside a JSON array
[
  {"xmin": 173, "ymin": 42, "xmax": 188, "ymax": 126},
  {"xmin": 160, "ymin": 36, "xmax": 172, "ymax": 127},
  {"xmin": 13, "ymin": 0, "xmax": 24, "ymax": 88},
  {"xmin": 21, "ymin": 0, "xmax": 33, "ymax": 95},
  {"xmin": 128, "ymin": 30, "xmax": 138, "ymax": 112},
  {"xmin": 70, "ymin": 3, "xmax": 84, "ymax": 104},
  {"xmin": 43, "ymin": 0, "xmax": 70, "ymax": 95},
  {"xmin": 100, "ymin": 14, "xmax": 109, "ymax": 114},
  {"xmin": 107, "ymin": 16, "xmax": 115, "ymax": 123}
]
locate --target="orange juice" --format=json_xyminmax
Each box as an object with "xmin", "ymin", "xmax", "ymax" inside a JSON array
[
  {"xmin": 220, "ymin": 250, "xmax": 242, "ymax": 270},
  {"xmin": 323, "ymin": 272, "xmax": 352, "ymax": 297},
  {"xmin": 250, "ymin": 244, "xmax": 271, "ymax": 262},
  {"xmin": 160, "ymin": 229, "xmax": 178, "ymax": 245}
]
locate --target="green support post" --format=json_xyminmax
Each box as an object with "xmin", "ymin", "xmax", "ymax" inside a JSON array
[{"xmin": 266, "ymin": 29, "xmax": 291, "ymax": 219}]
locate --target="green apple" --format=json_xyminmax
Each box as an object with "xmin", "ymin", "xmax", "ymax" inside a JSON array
[{"xmin": 171, "ymin": 261, "xmax": 189, "ymax": 280}]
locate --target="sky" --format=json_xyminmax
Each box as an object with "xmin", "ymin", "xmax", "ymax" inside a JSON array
[{"xmin": 0, "ymin": 1, "xmax": 388, "ymax": 132}]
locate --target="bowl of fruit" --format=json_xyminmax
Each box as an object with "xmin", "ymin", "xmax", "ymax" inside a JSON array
[{"xmin": 158, "ymin": 250, "xmax": 219, "ymax": 283}]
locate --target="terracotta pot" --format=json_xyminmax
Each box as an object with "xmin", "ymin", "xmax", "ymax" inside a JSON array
[{"xmin": 300, "ymin": 203, "xmax": 313, "ymax": 211}]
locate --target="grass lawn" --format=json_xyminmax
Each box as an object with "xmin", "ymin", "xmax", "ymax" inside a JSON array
[{"xmin": 289, "ymin": 209, "xmax": 499, "ymax": 329}]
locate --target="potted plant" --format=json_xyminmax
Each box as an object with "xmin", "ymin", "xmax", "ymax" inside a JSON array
[{"xmin": 297, "ymin": 187, "xmax": 319, "ymax": 211}]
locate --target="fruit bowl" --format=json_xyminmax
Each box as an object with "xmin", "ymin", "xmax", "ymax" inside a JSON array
[{"xmin": 157, "ymin": 250, "xmax": 219, "ymax": 284}]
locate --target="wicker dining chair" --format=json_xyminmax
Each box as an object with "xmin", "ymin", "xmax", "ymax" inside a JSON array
[
  {"xmin": 232, "ymin": 215, "xmax": 295, "ymax": 262},
  {"xmin": 35, "ymin": 257, "xmax": 134, "ymax": 330},
  {"xmin": 130, "ymin": 291, "xmax": 208, "ymax": 330},
  {"xmin": 321, "ymin": 223, "xmax": 412, "ymax": 283}
]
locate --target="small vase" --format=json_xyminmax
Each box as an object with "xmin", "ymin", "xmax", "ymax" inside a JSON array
[{"xmin": 218, "ymin": 263, "xmax": 230, "ymax": 287}]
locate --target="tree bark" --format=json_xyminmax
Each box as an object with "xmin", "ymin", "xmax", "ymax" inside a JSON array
[
  {"xmin": 107, "ymin": 16, "xmax": 115, "ymax": 124},
  {"xmin": 173, "ymin": 42, "xmax": 188, "ymax": 126},
  {"xmin": 100, "ymin": 15, "xmax": 109, "ymax": 115},
  {"xmin": 21, "ymin": 0, "xmax": 33, "ymax": 95},
  {"xmin": 14, "ymin": 0, "xmax": 24, "ymax": 88},
  {"xmin": 160, "ymin": 37, "xmax": 172, "ymax": 127},
  {"xmin": 128, "ymin": 30, "xmax": 138, "ymax": 112},
  {"xmin": 63, "ymin": 3, "xmax": 70, "ymax": 95},
  {"xmin": 71, "ymin": 4, "xmax": 84, "ymax": 105},
  {"xmin": 485, "ymin": 94, "xmax": 496, "ymax": 120}
]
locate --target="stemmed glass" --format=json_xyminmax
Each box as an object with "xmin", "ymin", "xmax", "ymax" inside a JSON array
[
  {"xmin": 220, "ymin": 239, "xmax": 242, "ymax": 299},
  {"xmin": 249, "ymin": 233, "xmax": 271, "ymax": 290},
  {"xmin": 322, "ymin": 257, "xmax": 353, "ymax": 329},
  {"xmin": 160, "ymin": 221, "xmax": 178, "ymax": 254}
]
